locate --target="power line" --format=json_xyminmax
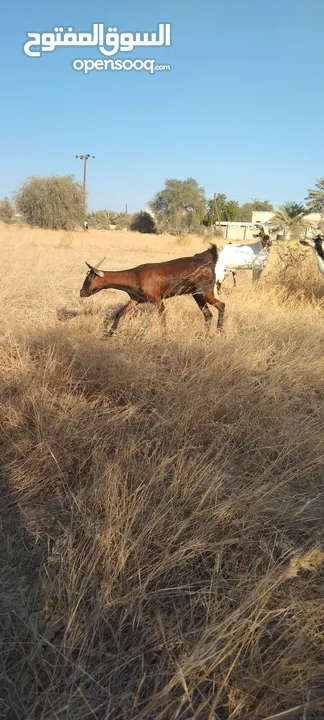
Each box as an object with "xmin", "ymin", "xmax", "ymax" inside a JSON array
[{"xmin": 217, "ymin": 194, "xmax": 306, "ymax": 205}]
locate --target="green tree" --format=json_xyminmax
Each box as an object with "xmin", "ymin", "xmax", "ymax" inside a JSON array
[
  {"xmin": 203, "ymin": 194, "xmax": 239, "ymax": 225},
  {"xmin": 0, "ymin": 196, "xmax": 14, "ymax": 224},
  {"xmin": 237, "ymin": 200, "xmax": 274, "ymax": 222},
  {"xmin": 269, "ymin": 201, "xmax": 307, "ymax": 239},
  {"xmin": 149, "ymin": 178, "xmax": 206, "ymax": 232},
  {"xmin": 305, "ymin": 177, "xmax": 324, "ymax": 213},
  {"xmin": 14, "ymin": 175, "xmax": 85, "ymax": 230}
]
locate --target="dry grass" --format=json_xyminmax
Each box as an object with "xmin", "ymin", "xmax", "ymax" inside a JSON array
[{"xmin": 1, "ymin": 224, "xmax": 324, "ymax": 719}]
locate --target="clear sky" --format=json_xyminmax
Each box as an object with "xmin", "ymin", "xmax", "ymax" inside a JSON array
[{"xmin": 1, "ymin": 0, "xmax": 323, "ymax": 212}]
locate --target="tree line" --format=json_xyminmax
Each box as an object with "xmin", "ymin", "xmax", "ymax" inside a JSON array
[{"xmin": 1, "ymin": 174, "xmax": 324, "ymax": 237}]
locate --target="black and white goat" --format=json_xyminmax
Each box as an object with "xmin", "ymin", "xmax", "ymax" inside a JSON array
[
  {"xmin": 299, "ymin": 235, "xmax": 324, "ymax": 277},
  {"xmin": 215, "ymin": 226, "xmax": 272, "ymax": 294}
]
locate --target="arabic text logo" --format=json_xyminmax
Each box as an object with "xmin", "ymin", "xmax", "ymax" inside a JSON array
[{"xmin": 23, "ymin": 23, "xmax": 172, "ymax": 58}]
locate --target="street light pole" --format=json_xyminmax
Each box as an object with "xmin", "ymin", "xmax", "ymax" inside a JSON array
[{"xmin": 75, "ymin": 154, "xmax": 95, "ymax": 213}]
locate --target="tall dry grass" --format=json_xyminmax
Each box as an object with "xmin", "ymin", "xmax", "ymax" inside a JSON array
[{"xmin": 1, "ymin": 224, "xmax": 324, "ymax": 719}]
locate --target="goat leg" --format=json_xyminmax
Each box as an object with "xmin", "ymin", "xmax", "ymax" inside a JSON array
[
  {"xmin": 192, "ymin": 293, "xmax": 213, "ymax": 333},
  {"xmin": 157, "ymin": 301, "xmax": 166, "ymax": 328},
  {"xmin": 204, "ymin": 290, "xmax": 225, "ymax": 330},
  {"xmin": 104, "ymin": 299, "xmax": 138, "ymax": 337},
  {"xmin": 252, "ymin": 267, "xmax": 263, "ymax": 283}
]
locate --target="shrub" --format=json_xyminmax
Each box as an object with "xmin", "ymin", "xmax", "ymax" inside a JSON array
[
  {"xmin": 114, "ymin": 212, "xmax": 134, "ymax": 230},
  {"xmin": 0, "ymin": 196, "xmax": 14, "ymax": 224},
  {"xmin": 86, "ymin": 210, "xmax": 118, "ymax": 230},
  {"xmin": 270, "ymin": 241, "xmax": 324, "ymax": 303},
  {"xmin": 130, "ymin": 210, "xmax": 158, "ymax": 234},
  {"xmin": 14, "ymin": 175, "xmax": 85, "ymax": 230}
]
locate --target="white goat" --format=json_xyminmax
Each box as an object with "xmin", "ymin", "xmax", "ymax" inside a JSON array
[
  {"xmin": 215, "ymin": 227, "xmax": 272, "ymax": 294},
  {"xmin": 299, "ymin": 235, "xmax": 324, "ymax": 277}
]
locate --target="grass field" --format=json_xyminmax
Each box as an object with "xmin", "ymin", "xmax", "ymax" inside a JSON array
[{"xmin": 1, "ymin": 224, "xmax": 324, "ymax": 719}]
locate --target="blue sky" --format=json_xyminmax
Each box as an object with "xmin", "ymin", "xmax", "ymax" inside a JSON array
[{"xmin": 1, "ymin": 0, "xmax": 323, "ymax": 212}]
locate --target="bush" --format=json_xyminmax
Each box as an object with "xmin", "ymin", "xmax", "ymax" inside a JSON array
[
  {"xmin": 154, "ymin": 212, "xmax": 207, "ymax": 236},
  {"xmin": 86, "ymin": 210, "xmax": 118, "ymax": 230},
  {"xmin": 271, "ymin": 241, "xmax": 324, "ymax": 303},
  {"xmin": 130, "ymin": 210, "xmax": 158, "ymax": 234},
  {"xmin": 14, "ymin": 175, "xmax": 85, "ymax": 230},
  {"xmin": 114, "ymin": 212, "xmax": 134, "ymax": 230},
  {"xmin": 0, "ymin": 196, "xmax": 14, "ymax": 224}
]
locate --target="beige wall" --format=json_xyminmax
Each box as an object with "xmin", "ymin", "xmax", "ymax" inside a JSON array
[
  {"xmin": 252, "ymin": 210, "xmax": 322, "ymax": 238},
  {"xmin": 303, "ymin": 212, "xmax": 321, "ymax": 224},
  {"xmin": 251, "ymin": 211, "xmax": 274, "ymax": 224},
  {"xmin": 252, "ymin": 210, "xmax": 321, "ymax": 227},
  {"xmin": 217, "ymin": 224, "xmax": 259, "ymax": 241}
]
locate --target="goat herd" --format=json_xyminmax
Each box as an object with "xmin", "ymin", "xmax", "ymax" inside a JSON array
[{"xmin": 79, "ymin": 228, "xmax": 324, "ymax": 336}]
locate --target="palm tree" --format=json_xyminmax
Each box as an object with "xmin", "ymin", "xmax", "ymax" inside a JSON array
[
  {"xmin": 305, "ymin": 177, "xmax": 324, "ymax": 212},
  {"xmin": 269, "ymin": 201, "xmax": 307, "ymax": 239}
]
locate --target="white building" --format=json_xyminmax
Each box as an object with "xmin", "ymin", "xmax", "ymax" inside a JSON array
[
  {"xmin": 211, "ymin": 211, "xmax": 322, "ymax": 242},
  {"xmin": 252, "ymin": 210, "xmax": 321, "ymax": 239},
  {"xmin": 212, "ymin": 222, "xmax": 260, "ymax": 241}
]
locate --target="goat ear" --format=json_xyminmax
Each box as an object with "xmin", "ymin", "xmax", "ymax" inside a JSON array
[{"xmin": 85, "ymin": 261, "xmax": 104, "ymax": 278}]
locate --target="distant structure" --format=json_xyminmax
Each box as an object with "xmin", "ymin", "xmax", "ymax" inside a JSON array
[
  {"xmin": 252, "ymin": 210, "xmax": 321, "ymax": 239},
  {"xmin": 212, "ymin": 221, "xmax": 262, "ymax": 241},
  {"xmin": 211, "ymin": 211, "xmax": 322, "ymax": 241}
]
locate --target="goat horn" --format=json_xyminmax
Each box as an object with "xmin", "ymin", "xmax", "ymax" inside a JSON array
[
  {"xmin": 95, "ymin": 256, "xmax": 106, "ymax": 268},
  {"xmin": 85, "ymin": 257, "xmax": 106, "ymax": 271},
  {"xmin": 85, "ymin": 257, "xmax": 106, "ymax": 270}
]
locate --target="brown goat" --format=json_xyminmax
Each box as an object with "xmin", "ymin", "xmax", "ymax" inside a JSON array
[{"xmin": 80, "ymin": 244, "xmax": 225, "ymax": 336}]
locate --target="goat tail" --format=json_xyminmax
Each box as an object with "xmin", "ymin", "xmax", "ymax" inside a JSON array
[
  {"xmin": 208, "ymin": 243, "xmax": 219, "ymax": 265},
  {"xmin": 214, "ymin": 260, "xmax": 227, "ymax": 285}
]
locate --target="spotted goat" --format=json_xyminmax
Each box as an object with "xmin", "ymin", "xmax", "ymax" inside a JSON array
[{"xmin": 215, "ymin": 226, "xmax": 273, "ymax": 294}]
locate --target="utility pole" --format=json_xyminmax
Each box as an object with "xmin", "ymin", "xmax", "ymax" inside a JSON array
[
  {"xmin": 75, "ymin": 154, "xmax": 95, "ymax": 214},
  {"xmin": 213, "ymin": 192, "xmax": 221, "ymax": 229}
]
